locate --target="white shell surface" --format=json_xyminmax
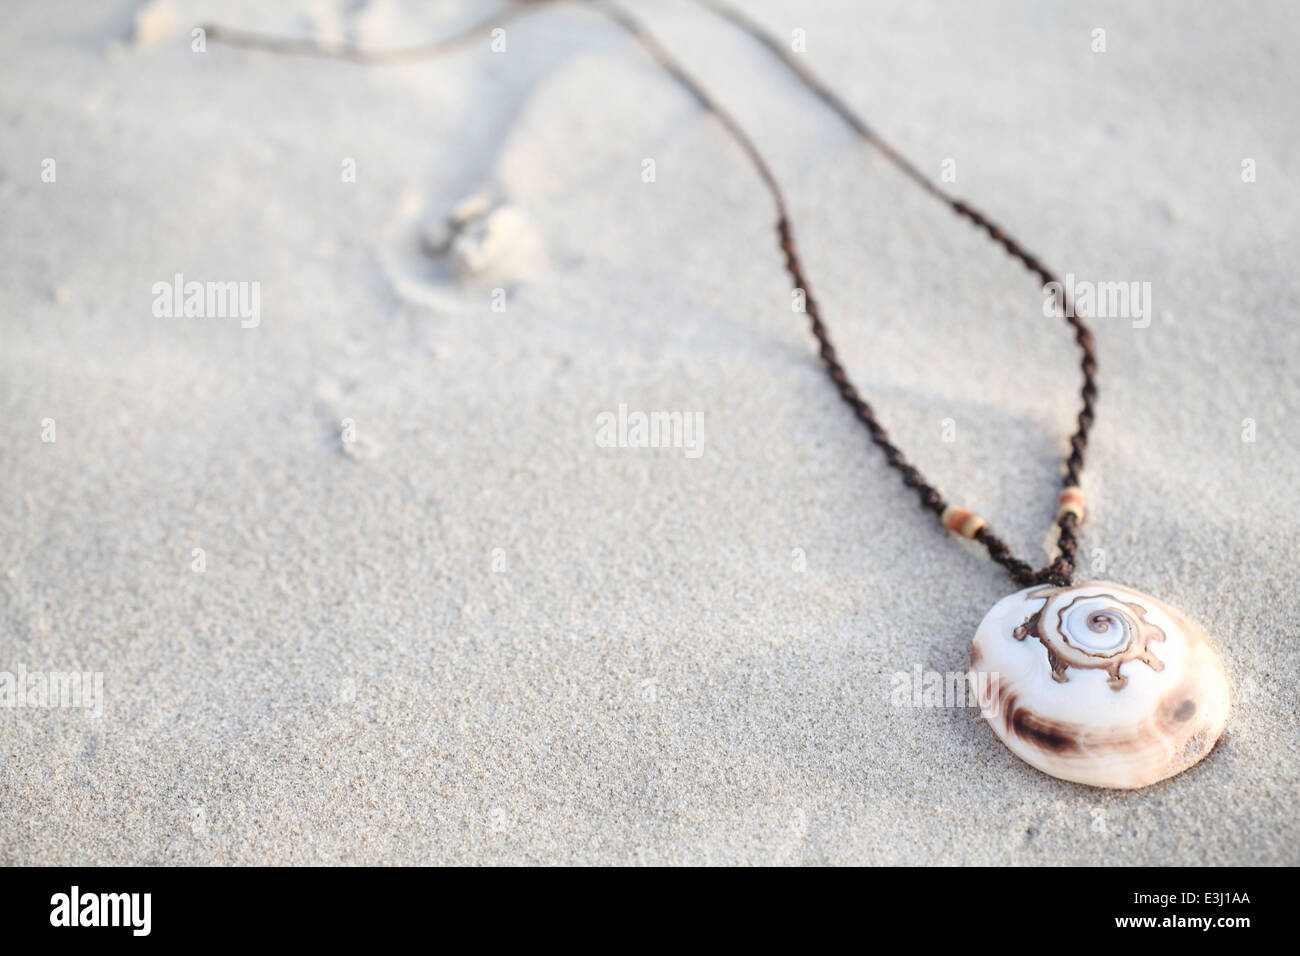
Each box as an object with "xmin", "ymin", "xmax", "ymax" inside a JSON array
[{"xmin": 969, "ymin": 581, "xmax": 1229, "ymax": 789}]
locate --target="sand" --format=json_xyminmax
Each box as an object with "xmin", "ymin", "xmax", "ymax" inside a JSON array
[{"xmin": 1, "ymin": 0, "xmax": 1296, "ymax": 865}]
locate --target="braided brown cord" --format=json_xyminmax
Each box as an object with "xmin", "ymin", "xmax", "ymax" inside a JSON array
[
  {"xmin": 695, "ymin": 0, "xmax": 1098, "ymax": 587},
  {"xmin": 207, "ymin": 0, "xmax": 1098, "ymax": 588}
]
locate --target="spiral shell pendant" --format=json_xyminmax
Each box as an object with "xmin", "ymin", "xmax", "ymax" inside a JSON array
[{"xmin": 969, "ymin": 582, "xmax": 1229, "ymax": 789}]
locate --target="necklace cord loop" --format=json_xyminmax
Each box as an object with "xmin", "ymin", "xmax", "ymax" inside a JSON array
[
  {"xmin": 203, "ymin": 0, "xmax": 1100, "ymax": 589},
  {"xmin": 712, "ymin": 0, "xmax": 1099, "ymax": 589}
]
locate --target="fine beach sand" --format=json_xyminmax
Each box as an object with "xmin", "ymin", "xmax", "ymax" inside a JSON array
[{"xmin": 2, "ymin": 0, "xmax": 1297, "ymax": 865}]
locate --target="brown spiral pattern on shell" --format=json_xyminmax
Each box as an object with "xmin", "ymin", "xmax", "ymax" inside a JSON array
[{"xmin": 1012, "ymin": 587, "xmax": 1168, "ymax": 690}]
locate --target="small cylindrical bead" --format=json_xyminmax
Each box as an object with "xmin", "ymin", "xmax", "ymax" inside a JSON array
[
  {"xmin": 941, "ymin": 505, "xmax": 986, "ymax": 539},
  {"xmin": 1057, "ymin": 487, "xmax": 1085, "ymax": 522}
]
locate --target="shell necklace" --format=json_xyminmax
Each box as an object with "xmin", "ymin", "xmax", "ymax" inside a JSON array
[
  {"xmin": 687, "ymin": 1, "xmax": 1230, "ymax": 789},
  {"xmin": 207, "ymin": 0, "xmax": 1230, "ymax": 788}
]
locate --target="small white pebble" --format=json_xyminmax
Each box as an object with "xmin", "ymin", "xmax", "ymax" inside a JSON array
[{"xmin": 132, "ymin": 0, "xmax": 177, "ymax": 49}]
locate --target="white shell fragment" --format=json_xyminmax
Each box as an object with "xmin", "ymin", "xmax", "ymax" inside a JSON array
[{"xmin": 969, "ymin": 581, "xmax": 1229, "ymax": 789}]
